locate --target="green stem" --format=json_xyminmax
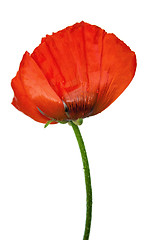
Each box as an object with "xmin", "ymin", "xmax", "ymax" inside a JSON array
[{"xmin": 70, "ymin": 121, "xmax": 92, "ymax": 240}]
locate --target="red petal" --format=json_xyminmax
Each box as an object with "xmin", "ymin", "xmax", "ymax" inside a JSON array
[
  {"xmin": 32, "ymin": 22, "xmax": 105, "ymax": 119},
  {"xmin": 92, "ymin": 33, "xmax": 136, "ymax": 115},
  {"xmin": 31, "ymin": 41, "xmax": 66, "ymax": 100},
  {"xmin": 81, "ymin": 22, "xmax": 105, "ymax": 115},
  {"xmin": 11, "ymin": 72, "xmax": 55, "ymax": 123},
  {"xmin": 19, "ymin": 52, "xmax": 66, "ymax": 121}
]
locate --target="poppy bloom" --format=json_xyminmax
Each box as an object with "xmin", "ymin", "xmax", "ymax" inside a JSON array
[
  {"xmin": 11, "ymin": 22, "xmax": 137, "ymax": 240},
  {"xmin": 11, "ymin": 21, "xmax": 136, "ymax": 124}
]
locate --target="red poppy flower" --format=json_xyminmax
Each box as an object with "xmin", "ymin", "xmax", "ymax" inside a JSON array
[{"xmin": 11, "ymin": 21, "xmax": 136, "ymax": 124}]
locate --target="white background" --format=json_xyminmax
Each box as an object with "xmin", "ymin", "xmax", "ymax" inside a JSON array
[{"xmin": 0, "ymin": 0, "xmax": 160, "ymax": 239}]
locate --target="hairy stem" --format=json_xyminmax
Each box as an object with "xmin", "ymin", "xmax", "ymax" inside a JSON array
[{"xmin": 70, "ymin": 121, "xmax": 92, "ymax": 240}]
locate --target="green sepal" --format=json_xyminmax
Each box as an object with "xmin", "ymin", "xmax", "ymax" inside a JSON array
[
  {"xmin": 58, "ymin": 120, "xmax": 68, "ymax": 124},
  {"xmin": 44, "ymin": 119, "xmax": 68, "ymax": 128},
  {"xmin": 73, "ymin": 118, "xmax": 83, "ymax": 125},
  {"xmin": 44, "ymin": 119, "xmax": 54, "ymax": 128}
]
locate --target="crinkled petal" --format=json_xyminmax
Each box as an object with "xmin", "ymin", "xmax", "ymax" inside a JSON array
[
  {"xmin": 19, "ymin": 52, "xmax": 66, "ymax": 121},
  {"xmin": 32, "ymin": 22, "xmax": 105, "ymax": 119},
  {"xmin": 91, "ymin": 33, "xmax": 136, "ymax": 115},
  {"xmin": 11, "ymin": 72, "xmax": 56, "ymax": 123}
]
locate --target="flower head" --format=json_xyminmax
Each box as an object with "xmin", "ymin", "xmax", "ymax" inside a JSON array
[{"xmin": 11, "ymin": 21, "xmax": 136, "ymax": 124}]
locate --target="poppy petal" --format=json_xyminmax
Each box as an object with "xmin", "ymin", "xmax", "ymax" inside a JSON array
[
  {"xmin": 31, "ymin": 41, "xmax": 67, "ymax": 100},
  {"xmin": 19, "ymin": 52, "xmax": 66, "ymax": 120},
  {"xmin": 63, "ymin": 22, "xmax": 104, "ymax": 118},
  {"xmin": 91, "ymin": 33, "xmax": 136, "ymax": 115},
  {"xmin": 43, "ymin": 26, "xmax": 84, "ymax": 119},
  {"xmin": 11, "ymin": 72, "xmax": 55, "ymax": 123},
  {"xmin": 32, "ymin": 22, "xmax": 106, "ymax": 119},
  {"xmin": 81, "ymin": 22, "xmax": 105, "ymax": 116},
  {"xmin": 32, "ymin": 23, "xmax": 86, "ymax": 119}
]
